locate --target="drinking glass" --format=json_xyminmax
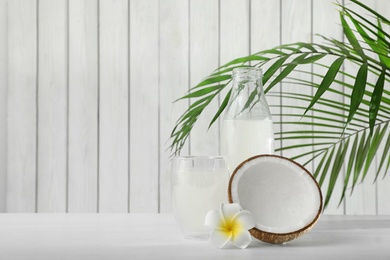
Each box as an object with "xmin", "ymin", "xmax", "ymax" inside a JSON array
[{"xmin": 171, "ymin": 156, "xmax": 229, "ymax": 239}]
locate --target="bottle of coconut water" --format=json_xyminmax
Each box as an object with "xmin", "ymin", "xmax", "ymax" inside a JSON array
[{"xmin": 221, "ymin": 67, "xmax": 274, "ymax": 175}]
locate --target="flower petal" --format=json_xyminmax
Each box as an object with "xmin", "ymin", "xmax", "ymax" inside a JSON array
[
  {"xmin": 221, "ymin": 203, "xmax": 241, "ymax": 220},
  {"xmin": 205, "ymin": 210, "xmax": 221, "ymax": 228},
  {"xmin": 210, "ymin": 228, "xmax": 232, "ymax": 248},
  {"xmin": 233, "ymin": 210, "xmax": 256, "ymax": 230},
  {"xmin": 231, "ymin": 228, "xmax": 252, "ymax": 249}
]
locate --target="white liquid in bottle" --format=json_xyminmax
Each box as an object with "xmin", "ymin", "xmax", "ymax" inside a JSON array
[{"xmin": 221, "ymin": 118, "xmax": 274, "ymax": 174}]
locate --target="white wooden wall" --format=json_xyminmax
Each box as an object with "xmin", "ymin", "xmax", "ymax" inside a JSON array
[{"xmin": 0, "ymin": 0, "xmax": 389, "ymax": 214}]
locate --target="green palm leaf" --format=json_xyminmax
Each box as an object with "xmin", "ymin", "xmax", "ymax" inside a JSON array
[{"xmin": 347, "ymin": 63, "xmax": 368, "ymax": 124}]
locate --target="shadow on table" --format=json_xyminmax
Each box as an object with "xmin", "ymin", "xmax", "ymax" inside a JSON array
[
  {"xmin": 246, "ymin": 235, "xmax": 355, "ymax": 249},
  {"xmin": 247, "ymin": 235, "xmax": 345, "ymax": 249},
  {"xmin": 314, "ymin": 219, "xmax": 390, "ymax": 231},
  {"xmin": 243, "ymin": 217, "xmax": 390, "ymax": 249}
]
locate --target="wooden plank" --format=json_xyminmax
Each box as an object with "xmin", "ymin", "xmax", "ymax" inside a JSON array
[
  {"xmin": 99, "ymin": 0, "xmax": 129, "ymax": 213},
  {"xmin": 189, "ymin": 0, "xmax": 219, "ymax": 156},
  {"xmin": 129, "ymin": 0, "xmax": 159, "ymax": 213},
  {"xmin": 68, "ymin": 0, "xmax": 98, "ymax": 213},
  {"xmin": 344, "ymin": 0, "xmax": 377, "ymax": 215},
  {"xmin": 280, "ymin": 0, "xmax": 312, "ymax": 167},
  {"xmin": 220, "ymin": 0, "xmax": 249, "ymax": 65},
  {"xmin": 37, "ymin": 0, "xmax": 67, "ymax": 212},
  {"xmin": 312, "ymin": 0, "xmax": 344, "ymax": 215},
  {"xmin": 7, "ymin": 0, "xmax": 37, "ymax": 212},
  {"xmin": 251, "ymin": 0, "xmax": 280, "ymax": 51},
  {"xmin": 0, "ymin": 0, "xmax": 6, "ymax": 212},
  {"xmin": 251, "ymin": 0, "xmax": 281, "ymax": 152},
  {"xmin": 159, "ymin": 0, "xmax": 189, "ymax": 213},
  {"xmin": 376, "ymin": 0, "xmax": 390, "ymax": 215},
  {"xmin": 377, "ymin": 130, "xmax": 390, "ymax": 215}
]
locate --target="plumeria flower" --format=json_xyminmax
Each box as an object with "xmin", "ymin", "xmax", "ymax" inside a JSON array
[{"xmin": 205, "ymin": 203, "xmax": 255, "ymax": 249}]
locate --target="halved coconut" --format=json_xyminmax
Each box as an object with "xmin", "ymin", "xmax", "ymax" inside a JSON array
[{"xmin": 228, "ymin": 154, "xmax": 322, "ymax": 244}]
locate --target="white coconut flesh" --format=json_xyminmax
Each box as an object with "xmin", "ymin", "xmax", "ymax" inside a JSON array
[{"xmin": 228, "ymin": 155, "xmax": 322, "ymax": 238}]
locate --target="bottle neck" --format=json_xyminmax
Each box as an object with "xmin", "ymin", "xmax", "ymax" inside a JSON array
[
  {"xmin": 232, "ymin": 77, "xmax": 263, "ymax": 96},
  {"xmin": 231, "ymin": 67, "xmax": 264, "ymax": 96},
  {"xmin": 225, "ymin": 68, "xmax": 270, "ymax": 120}
]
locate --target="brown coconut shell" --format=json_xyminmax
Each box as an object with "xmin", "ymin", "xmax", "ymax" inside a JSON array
[{"xmin": 228, "ymin": 154, "xmax": 323, "ymax": 244}]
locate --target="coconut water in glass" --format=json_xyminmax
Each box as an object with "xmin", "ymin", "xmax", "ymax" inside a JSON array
[{"xmin": 171, "ymin": 156, "xmax": 229, "ymax": 239}]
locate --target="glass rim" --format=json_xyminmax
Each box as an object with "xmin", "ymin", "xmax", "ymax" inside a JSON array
[
  {"xmin": 171, "ymin": 155, "xmax": 226, "ymax": 161},
  {"xmin": 232, "ymin": 67, "xmax": 263, "ymax": 77}
]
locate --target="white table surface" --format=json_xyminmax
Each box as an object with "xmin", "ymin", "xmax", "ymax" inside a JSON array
[{"xmin": 0, "ymin": 214, "xmax": 389, "ymax": 260}]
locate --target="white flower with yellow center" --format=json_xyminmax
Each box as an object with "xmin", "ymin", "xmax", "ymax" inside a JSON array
[{"xmin": 205, "ymin": 203, "xmax": 255, "ymax": 249}]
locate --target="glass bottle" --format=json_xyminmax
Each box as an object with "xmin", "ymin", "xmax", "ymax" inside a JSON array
[{"xmin": 221, "ymin": 67, "xmax": 274, "ymax": 175}]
